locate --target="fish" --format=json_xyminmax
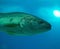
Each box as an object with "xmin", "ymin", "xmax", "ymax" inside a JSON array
[{"xmin": 0, "ymin": 12, "xmax": 51, "ymax": 35}]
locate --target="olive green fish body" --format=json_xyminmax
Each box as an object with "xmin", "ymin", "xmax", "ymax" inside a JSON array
[{"xmin": 0, "ymin": 12, "xmax": 51, "ymax": 35}]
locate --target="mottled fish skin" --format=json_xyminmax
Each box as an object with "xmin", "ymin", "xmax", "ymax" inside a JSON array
[{"xmin": 0, "ymin": 12, "xmax": 51, "ymax": 35}]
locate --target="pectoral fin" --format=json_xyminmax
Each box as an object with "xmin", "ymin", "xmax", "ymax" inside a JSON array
[{"xmin": 6, "ymin": 31, "xmax": 15, "ymax": 35}]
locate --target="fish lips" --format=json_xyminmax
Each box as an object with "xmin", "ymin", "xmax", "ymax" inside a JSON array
[{"xmin": 45, "ymin": 23, "xmax": 51, "ymax": 30}]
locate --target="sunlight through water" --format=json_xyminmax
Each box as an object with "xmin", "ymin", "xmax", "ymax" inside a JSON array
[{"xmin": 53, "ymin": 10, "xmax": 60, "ymax": 17}]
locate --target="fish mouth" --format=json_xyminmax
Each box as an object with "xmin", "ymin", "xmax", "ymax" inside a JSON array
[
  {"xmin": 40, "ymin": 23, "xmax": 51, "ymax": 30},
  {"xmin": 45, "ymin": 23, "xmax": 51, "ymax": 30},
  {"xmin": 40, "ymin": 23, "xmax": 51, "ymax": 32}
]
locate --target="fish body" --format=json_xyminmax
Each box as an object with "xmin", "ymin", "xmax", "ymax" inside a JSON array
[{"xmin": 0, "ymin": 12, "xmax": 51, "ymax": 35}]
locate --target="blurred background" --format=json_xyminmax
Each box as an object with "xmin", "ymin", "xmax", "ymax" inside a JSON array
[{"xmin": 0, "ymin": 0, "xmax": 60, "ymax": 49}]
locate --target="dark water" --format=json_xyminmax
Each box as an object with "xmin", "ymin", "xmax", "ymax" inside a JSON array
[{"xmin": 0, "ymin": 0, "xmax": 60, "ymax": 49}]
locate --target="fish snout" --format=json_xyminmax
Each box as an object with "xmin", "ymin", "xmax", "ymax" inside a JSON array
[{"xmin": 45, "ymin": 23, "xmax": 51, "ymax": 30}]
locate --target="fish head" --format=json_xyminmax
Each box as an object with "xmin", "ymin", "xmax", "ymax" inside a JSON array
[
  {"xmin": 22, "ymin": 15, "xmax": 51, "ymax": 34},
  {"xmin": 29, "ymin": 16, "xmax": 51, "ymax": 33}
]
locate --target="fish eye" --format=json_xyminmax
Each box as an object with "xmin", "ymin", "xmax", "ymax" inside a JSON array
[
  {"xmin": 38, "ymin": 21, "xmax": 44, "ymax": 24},
  {"xmin": 40, "ymin": 21, "xmax": 44, "ymax": 23}
]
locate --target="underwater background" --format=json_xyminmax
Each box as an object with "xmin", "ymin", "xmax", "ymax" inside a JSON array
[{"xmin": 0, "ymin": 0, "xmax": 60, "ymax": 49}]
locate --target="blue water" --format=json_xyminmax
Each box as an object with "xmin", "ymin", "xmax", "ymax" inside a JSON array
[{"xmin": 0, "ymin": 0, "xmax": 60, "ymax": 49}]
